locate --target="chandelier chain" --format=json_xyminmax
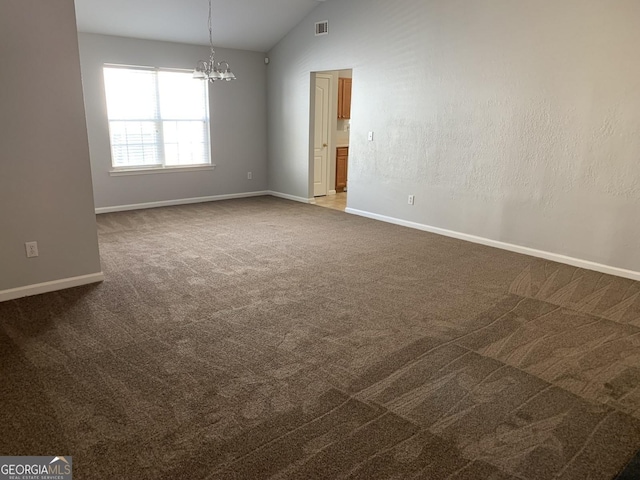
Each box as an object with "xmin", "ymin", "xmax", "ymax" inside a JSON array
[{"xmin": 208, "ymin": 0, "xmax": 214, "ymax": 54}]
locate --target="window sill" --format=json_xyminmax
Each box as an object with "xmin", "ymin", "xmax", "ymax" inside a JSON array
[{"xmin": 109, "ymin": 164, "xmax": 216, "ymax": 177}]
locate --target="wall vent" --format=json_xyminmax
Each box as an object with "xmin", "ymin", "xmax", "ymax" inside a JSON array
[{"xmin": 315, "ymin": 21, "xmax": 329, "ymax": 36}]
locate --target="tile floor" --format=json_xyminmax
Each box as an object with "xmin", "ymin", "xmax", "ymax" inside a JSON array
[{"xmin": 314, "ymin": 192, "xmax": 347, "ymax": 212}]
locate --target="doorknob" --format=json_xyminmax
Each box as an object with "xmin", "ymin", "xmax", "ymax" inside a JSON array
[{"xmin": 323, "ymin": 143, "xmax": 328, "ymax": 147}]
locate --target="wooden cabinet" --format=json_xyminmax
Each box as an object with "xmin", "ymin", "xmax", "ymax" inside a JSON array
[
  {"xmin": 337, "ymin": 78, "xmax": 352, "ymax": 119},
  {"xmin": 336, "ymin": 147, "xmax": 348, "ymax": 193}
]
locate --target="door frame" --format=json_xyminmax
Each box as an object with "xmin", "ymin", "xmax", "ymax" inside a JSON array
[{"xmin": 309, "ymin": 71, "xmax": 336, "ymax": 199}]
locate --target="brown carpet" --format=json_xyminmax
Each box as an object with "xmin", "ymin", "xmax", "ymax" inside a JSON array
[{"xmin": 2, "ymin": 196, "xmax": 640, "ymax": 479}]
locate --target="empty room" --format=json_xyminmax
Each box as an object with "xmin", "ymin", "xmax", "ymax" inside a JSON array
[{"xmin": 1, "ymin": 0, "xmax": 640, "ymax": 479}]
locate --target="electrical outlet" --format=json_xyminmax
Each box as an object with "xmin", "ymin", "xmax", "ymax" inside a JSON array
[
  {"xmin": 25, "ymin": 241, "xmax": 38, "ymax": 258},
  {"xmin": 247, "ymin": 172, "xmax": 252, "ymax": 180},
  {"xmin": 368, "ymin": 131, "xmax": 374, "ymax": 141},
  {"xmin": 408, "ymin": 195, "xmax": 415, "ymax": 206}
]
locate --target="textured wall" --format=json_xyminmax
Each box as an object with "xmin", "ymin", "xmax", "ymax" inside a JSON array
[
  {"xmin": 79, "ymin": 33, "xmax": 268, "ymax": 209},
  {"xmin": 0, "ymin": 0, "xmax": 102, "ymax": 291},
  {"xmin": 267, "ymin": 0, "xmax": 640, "ymax": 272}
]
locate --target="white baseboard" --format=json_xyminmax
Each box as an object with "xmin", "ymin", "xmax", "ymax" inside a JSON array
[
  {"xmin": 328, "ymin": 190, "xmax": 337, "ymax": 195},
  {"xmin": 0, "ymin": 272, "xmax": 105, "ymax": 302},
  {"xmin": 346, "ymin": 208, "xmax": 640, "ymax": 282},
  {"xmin": 268, "ymin": 191, "xmax": 315, "ymax": 204},
  {"xmin": 96, "ymin": 191, "xmax": 269, "ymax": 214}
]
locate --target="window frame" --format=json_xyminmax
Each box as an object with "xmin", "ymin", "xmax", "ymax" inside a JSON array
[{"xmin": 103, "ymin": 64, "xmax": 213, "ymax": 174}]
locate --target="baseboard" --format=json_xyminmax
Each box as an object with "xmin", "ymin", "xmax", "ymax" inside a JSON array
[
  {"xmin": 0, "ymin": 272, "xmax": 105, "ymax": 302},
  {"xmin": 345, "ymin": 208, "xmax": 640, "ymax": 282},
  {"xmin": 268, "ymin": 191, "xmax": 315, "ymax": 204},
  {"xmin": 328, "ymin": 190, "xmax": 337, "ymax": 196},
  {"xmin": 95, "ymin": 191, "xmax": 270, "ymax": 214}
]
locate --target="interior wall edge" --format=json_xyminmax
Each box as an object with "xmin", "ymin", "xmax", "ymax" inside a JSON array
[
  {"xmin": 346, "ymin": 207, "xmax": 640, "ymax": 283},
  {"xmin": 268, "ymin": 191, "xmax": 316, "ymax": 204},
  {"xmin": 94, "ymin": 191, "xmax": 269, "ymax": 214},
  {"xmin": 0, "ymin": 273, "xmax": 105, "ymax": 303}
]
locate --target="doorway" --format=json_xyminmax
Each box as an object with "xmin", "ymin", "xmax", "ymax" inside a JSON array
[{"xmin": 310, "ymin": 69, "xmax": 352, "ymax": 212}]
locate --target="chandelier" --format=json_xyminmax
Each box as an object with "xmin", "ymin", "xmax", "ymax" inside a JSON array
[{"xmin": 193, "ymin": 0, "xmax": 236, "ymax": 83}]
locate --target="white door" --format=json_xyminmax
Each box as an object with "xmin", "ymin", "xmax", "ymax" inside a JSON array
[{"xmin": 313, "ymin": 74, "xmax": 331, "ymax": 197}]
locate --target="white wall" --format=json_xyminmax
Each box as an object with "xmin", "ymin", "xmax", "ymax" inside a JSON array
[
  {"xmin": 0, "ymin": 0, "xmax": 102, "ymax": 295},
  {"xmin": 267, "ymin": 0, "xmax": 640, "ymax": 274},
  {"xmin": 78, "ymin": 33, "xmax": 268, "ymax": 209}
]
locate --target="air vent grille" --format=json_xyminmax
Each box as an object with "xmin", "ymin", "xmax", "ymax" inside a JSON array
[{"xmin": 315, "ymin": 21, "xmax": 329, "ymax": 36}]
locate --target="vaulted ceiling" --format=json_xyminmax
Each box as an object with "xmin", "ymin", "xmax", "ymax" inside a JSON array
[{"xmin": 74, "ymin": 0, "xmax": 324, "ymax": 52}]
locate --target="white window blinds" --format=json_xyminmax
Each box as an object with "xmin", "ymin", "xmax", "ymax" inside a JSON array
[{"xmin": 103, "ymin": 66, "xmax": 210, "ymax": 169}]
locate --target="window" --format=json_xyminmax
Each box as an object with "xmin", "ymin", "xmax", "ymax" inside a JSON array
[{"xmin": 103, "ymin": 65, "xmax": 210, "ymax": 170}]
